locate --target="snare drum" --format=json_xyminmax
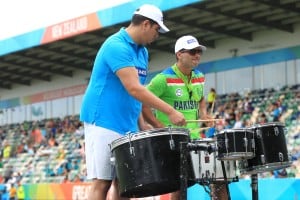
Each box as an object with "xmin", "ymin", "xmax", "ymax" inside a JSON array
[
  {"xmin": 239, "ymin": 122, "xmax": 292, "ymax": 175},
  {"xmin": 110, "ymin": 128, "xmax": 193, "ymax": 198},
  {"xmin": 216, "ymin": 128, "xmax": 255, "ymax": 160},
  {"xmin": 190, "ymin": 138, "xmax": 239, "ymax": 184}
]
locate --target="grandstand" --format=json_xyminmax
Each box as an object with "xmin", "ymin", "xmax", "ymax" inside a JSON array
[{"xmin": 0, "ymin": 0, "xmax": 300, "ymax": 199}]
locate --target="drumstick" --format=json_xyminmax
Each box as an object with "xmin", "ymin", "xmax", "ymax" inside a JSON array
[{"xmin": 186, "ymin": 119, "xmax": 223, "ymax": 123}]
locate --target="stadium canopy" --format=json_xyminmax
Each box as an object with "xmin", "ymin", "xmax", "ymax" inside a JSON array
[{"xmin": 0, "ymin": 0, "xmax": 300, "ymax": 90}]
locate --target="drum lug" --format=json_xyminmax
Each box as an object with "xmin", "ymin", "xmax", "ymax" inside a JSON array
[
  {"xmin": 130, "ymin": 146, "xmax": 135, "ymax": 156},
  {"xmin": 168, "ymin": 125, "xmax": 175, "ymax": 150},
  {"xmin": 260, "ymin": 155, "xmax": 265, "ymax": 164},
  {"xmin": 127, "ymin": 133, "xmax": 135, "ymax": 156},
  {"xmin": 251, "ymin": 138, "xmax": 255, "ymax": 150},
  {"xmin": 169, "ymin": 139, "xmax": 175, "ymax": 150},
  {"xmin": 243, "ymin": 137, "xmax": 248, "ymax": 149},
  {"xmin": 225, "ymin": 138, "xmax": 229, "ymax": 152},
  {"xmin": 274, "ymin": 127, "xmax": 279, "ymax": 136},
  {"xmin": 256, "ymin": 129, "xmax": 261, "ymax": 138},
  {"xmin": 279, "ymin": 152, "xmax": 284, "ymax": 162}
]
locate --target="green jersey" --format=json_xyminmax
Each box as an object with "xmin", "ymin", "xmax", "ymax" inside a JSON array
[{"xmin": 147, "ymin": 64, "xmax": 205, "ymax": 139}]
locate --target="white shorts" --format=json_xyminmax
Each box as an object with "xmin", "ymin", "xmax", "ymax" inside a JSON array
[{"xmin": 84, "ymin": 123, "xmax": 122, "ymax": 180}]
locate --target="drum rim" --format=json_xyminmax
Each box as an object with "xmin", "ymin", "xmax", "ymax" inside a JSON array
[
  {"xmin": 218, "ymin": 128, "xmax": 253, "ymax": 134},
  {"xmin": 240, "ymin": 161, "xmax": 292, "ymax": 174},
  {"xmin": 190, "ymin": 138, "xmax": 216, "ymax": 142},
  {"xmin": 110, "ymin": 127, "xmax": 189, "ymax": 151},
  {"xmin": 251, "ymin": 122, "xmax": 285, "ymax": 128}
]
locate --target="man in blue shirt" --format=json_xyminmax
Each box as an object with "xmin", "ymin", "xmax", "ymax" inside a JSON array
[{"xmin": 80, "ymin": 4, "xmax": 186, "ymax": 200}]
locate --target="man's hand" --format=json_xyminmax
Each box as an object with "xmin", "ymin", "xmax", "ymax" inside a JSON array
[
  {"xmin": 201, "ymin": 114, "xmax": 215, "ymax": 127},
  {"xmin": 168, "ymin": 109, "xmax": 186, "ymax": 126}
]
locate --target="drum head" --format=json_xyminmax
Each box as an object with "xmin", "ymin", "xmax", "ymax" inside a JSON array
[{"xmin": 110, "ymin": 127, "xmax": 189, "ymax": 151}]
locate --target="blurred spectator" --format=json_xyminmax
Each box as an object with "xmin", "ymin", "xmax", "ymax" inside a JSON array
[
  {"xmin": 16, "ymin": 142, "xmax": 26, "ymax": 154},
  {"xmin": 0, "ymin": 169, "xmax": 4, "ymax": 184},
  {"xmin": 3, "ymin": 166, "xmax": 13, "ymax": 183},
  {"xmin": 207, "ymin": 88, "xmax": 217, "ymax": 113},
  {"xmin": 233, "ymin": 112, "xmax": 245, "ymax": 128},
  {"xmin": 72, "ymin": 160, "xmax": 80, "ymax": 171},
  {"xmin": 258, "ymin": 113, "xmax": 268, "ymax": 124},
  {"xmin": 243, "ymin": 97, "xmax": 254, "ymax": 113},
  {"xmin": 30, "ymin": 127, "xmax": 43, "ymax": 145},
  {"xmin": 48, "ymin": 136, "xmax": 58, "ymax": 147},
  {"xmin": 9, "ymin": 183, "xmax": 16, "ymax": 200},
  {"xmin": 56, "ymin": 163, "xmax": 66, "ymax": 176},
  {"xmin": 3, "ymin": 141, "xmax": 12, "ymax": 159},
  {"xmin": 271, "ymin": 102, "xmax": 281, "ymax": 122},
  {"xmin": 273, "ymin": 168, "xmax": 288, "ymax": 178},
  {"xmin": 16, "ymin": 181, "xmax": 25, "ymax": 200},
  {"xmin": 0, "ymin": 157, "xmax": 3, "ymax": 169},
  {"xmin": 56, "ymin": 147, "xmax": 66, "ymax": 161},
  {"xmin": 43, "ymin": 164, "xmax": 55, "ymax": 177}
]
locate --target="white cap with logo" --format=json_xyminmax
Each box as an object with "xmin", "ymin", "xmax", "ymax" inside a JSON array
[
  {"xmin": 134, "ymin": 4, "xmax": 170, "ymax": 33},
  {"xmin": 174, "ymin": 35, "xmax": 207, "ymax": 53}
]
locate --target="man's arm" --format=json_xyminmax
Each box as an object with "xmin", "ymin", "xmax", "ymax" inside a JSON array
[
  {"xmin": 138, "ymin": 113, "xmax": 153, "ymax": 131},
  {"xmin": 116, "ymin": 67, "xmax": 186, "ymax": 126},
  {"xmin": 142, "ymin": 104, "xmax": 165, "ymax": 128}
]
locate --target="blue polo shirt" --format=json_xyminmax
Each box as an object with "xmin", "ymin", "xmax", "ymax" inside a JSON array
[{"xmin": 80, "ymin": 28, "xmax": 148, "ymax": 134}]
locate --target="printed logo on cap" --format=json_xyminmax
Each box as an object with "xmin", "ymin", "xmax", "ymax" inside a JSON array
[{"xmin": 187, "ymin": 38, "xmax": 197, "ymax": 44}]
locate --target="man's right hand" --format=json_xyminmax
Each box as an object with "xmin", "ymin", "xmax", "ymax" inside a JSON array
[{"xmin": 168, "ymin": 109, "xmax": 186, "ymax": 126}]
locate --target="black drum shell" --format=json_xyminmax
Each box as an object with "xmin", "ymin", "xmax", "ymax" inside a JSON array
[
  {"xmin": 111, "ymin": 128, "xmax": 194, "ymax": 198},
  {"xmin": 239, "ymin": 123, "xmax": 291, "ymax": 174},
  {"xmin": 216, "ymin": 128, "xmax": 255, "ymax": 160}
]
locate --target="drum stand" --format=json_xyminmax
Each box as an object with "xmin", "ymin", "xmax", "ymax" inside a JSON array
[
  {"xmin": 180, "ymin": 142, "xmax": 189, "ymax": 200},
  {"xmin": 220, "ymin": 160, "xmax": 231, "ymax": 200},
  {"xmin": 251, "ymin": 174, "xmax": 258, "ymax": 200}
]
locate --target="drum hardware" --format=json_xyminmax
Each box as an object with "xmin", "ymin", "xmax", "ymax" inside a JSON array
[
  {"xmin": 243, "ymin": 137, "xmax": 248, "ymax": 150},
  {"xmin": 180, "ymin": 141, "xmax": 189, "ymax": 200},
  {"xmin": 256, "ymin": 129, "xmax": 261, "ymax": 138},
  {"xmin": 274, "ymin": 127, "xmax": 279, "ymax": 136},
  {"xmin": 221, "ymin": 160, "xmax": 231, "ymax": 200},
  {"xmin": 186, "ymin": 142, "xmax": 215, "ymax": 154},
  {"xmin": 168, "ymin": 125, "xmax": 175, "ymax": 150},
  {"xmin": 250, "ymin": 174, "xmax": 258, "ymax": 200},
  {"xmin": 126, "ymin": 132, "xmax": 135, "ymax": 156},
  {"xmin": 225, "ymin": 135, "xmax": 229, "ymax": 154},
  {"xmin": 251, "ymin": 137, "xmax": 256, "ymax": 150},
  {"xmin": 260, "ymin": 155, "xmax": 265, "ymax": 164},
  {"xmin": 279, "ymin": 152, "xmax": 284, "ymax": 161}
]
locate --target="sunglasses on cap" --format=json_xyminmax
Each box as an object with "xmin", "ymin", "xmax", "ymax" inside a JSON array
[{"xmin": 180, "ymin": 48, "xmax": 203, "ymax": 56}]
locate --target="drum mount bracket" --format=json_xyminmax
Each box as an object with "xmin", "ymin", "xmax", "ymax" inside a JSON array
[{"xmin": 187, "ymin": 142, "xmax": 215, "ymax": 154}]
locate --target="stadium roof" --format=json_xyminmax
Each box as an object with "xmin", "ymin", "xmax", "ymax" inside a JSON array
[{"xmin": 0, "ymin": 0, "xmax": 300, "ymax": 89}]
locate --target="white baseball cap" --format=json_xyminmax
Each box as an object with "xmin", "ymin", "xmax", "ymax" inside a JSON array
[
  {"xmin": 134, "ymin": 4, "xmax": 170, "ymax": 33},
  {"xmin": 174, "ymin": 35, "xmax": 207, "ymax": 53}
]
